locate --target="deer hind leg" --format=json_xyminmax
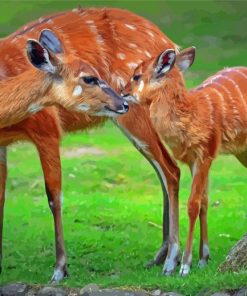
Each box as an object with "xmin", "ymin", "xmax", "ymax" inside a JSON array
[
  {"xmin": 236, "ymin": 150, "xmax": 247, "ymax": 167},
  {"xmin": 115, "ymin": 105, "xmax": 180, "ymax": 274},
  {"xmin": 180, "ymin": 158, "xmax": 212, "ymax": 276},
  {"xmin": 198, "ymin": 178, "xmax": 210, "ymax": 267},
  {"xmin": 0, "ymin": 147, "xmax": 7, "ymax": 274},
  {"xmin": 189, "ymin": 164, "xmax": 210, "ymax": 268},
  {"xmin": 35, "ymin": 140, "xmax": 68, "ymax": 282}
]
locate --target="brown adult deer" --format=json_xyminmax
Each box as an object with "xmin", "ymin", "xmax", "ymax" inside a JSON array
[
  {"xmin": 124, "ymin": 46, "xmax": 247, "ymax": 275},
  {"xmin": 0, "ymin": 8, "xmax": 180, "ymax": 281},
  {"xmin": 0, "ymin": 38, "xmax": 128, "ymax": 128}
]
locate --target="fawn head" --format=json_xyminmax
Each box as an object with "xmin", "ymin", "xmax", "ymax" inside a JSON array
[
  {"xmin": 26, "ymin": 31, "xmax": 129, "ymax": 117},
  {"xmin": 123, "ymin": 47, "xmax": 196, "ymax": 104}
]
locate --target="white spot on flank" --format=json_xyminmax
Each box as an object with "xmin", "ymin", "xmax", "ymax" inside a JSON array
[
  {"xmin": 39, "ymin": 17, "xmax": 44, "ymax": 23},
  {"xmin": 27, "ymin": 103, "xmax": 44, "ymax": 114},
  {"xmin": 127, "ymin": 62, "xmax": 138, "ymax": 69},
  {"xmin": 72, "ymin": 85, "xmax": 83, "ymax": 97},
  {"xmin": 77, "ymin": 103, "xmax": 90, "ymax": 112},
  {"xmin": 125, "ymin": 24, "xmax": 136, "ymax": 30},
  {"xmin": 128, "ymin": 43, "xmax": 137, "ymax": 49},
  {"xmin": 147, "ymin": 31, "xmax": 154, "ymax": 38},
  {"xmin": 138, "ymin": 80, "xmax": 144, "ymax": 92},
  {"xmin": 85, "ymin": 20, "xmax": 94, "ymax": 24},
  {"xmin": 144, "ymin": 50, "xmax": 152, "ymax": 58},
  {"xmin": 117, "ymin": 52, "xmax": 126, "ymax": 60},
  {"xmin": 162, "ymin": 37, "xmax": 168, "ymax": 44}
]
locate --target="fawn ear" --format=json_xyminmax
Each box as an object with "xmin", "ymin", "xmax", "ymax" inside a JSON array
[
  {"xmin": 39, "ymin": 29, "xmax": 63, "ymax": 54},
  {"xmin": 26, "ymin": 40, "xmax": 60, "ymax": 74},
  {"xmin": 154, "ymin": 49, "xmax": 176, "ymax": 78},
  {"xmin": 176, "ymin": 46, "xmax": 196, "ymax": 72}
]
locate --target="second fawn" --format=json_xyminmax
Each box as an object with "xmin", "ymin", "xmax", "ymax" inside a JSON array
[
  {"xmin": 0, "ymin": 34, "xmax": 128, "ymax": 128},
  {"xmin": 124, "ymin": 47, "xmax": 247, "ymax": 275}
]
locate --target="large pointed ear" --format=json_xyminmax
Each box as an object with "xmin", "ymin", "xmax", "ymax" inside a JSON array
[
  {"xmin": 176, "ymin": 46, "xmax": 196, "ymax": 72},
  {"xmin": 154, "ymin": 49, "xmax": 176, "ymax": 78},
  {"xmin": 26, "ymin": 40, "xmax": 60, "ymax": 74},
  {"xmin": 39, "ymin": 29, "xmax": 63, "ymax": 54}
]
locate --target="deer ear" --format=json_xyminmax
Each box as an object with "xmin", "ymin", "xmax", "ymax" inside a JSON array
[
  {"xmin": 26, "ymin": 40, "xmax": 59, "ymax": 74},
  {"xmin": 176, "ymin": 46, "xmax": 196, "ymax": 72},
  {"xmin": 154, "ymin": 49, "xmax": 176, "ymax": 78},
  {"xmin": 39, "ymin": 29, "xmax": 63, "ymax": 54}
]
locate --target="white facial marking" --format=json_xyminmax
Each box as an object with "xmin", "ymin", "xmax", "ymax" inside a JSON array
[
  {"xmin": 27, "ymin": 103, "xmax": 44, "ymax": 114},
  {"xmin": 138, "ymin": 80, "xmax": 145, "ymax": 93},
  {"xmin": 117, "ymin": 52, "xmax": 126, "ymax": 60},
  {"xmin": 77, "ymin": 103, "xmax": 90, "ymax": 112},
  {"xmin": 72, "ymin": 85, "xmax": 83, "ymax": 97}
]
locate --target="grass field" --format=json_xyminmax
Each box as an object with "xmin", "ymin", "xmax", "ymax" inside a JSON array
[{"xmin": 0, "ymin": 1, "xmax": 246, "ymax": 295}]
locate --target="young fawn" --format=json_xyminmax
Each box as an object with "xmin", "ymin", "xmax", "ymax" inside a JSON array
[
  {"xmin": 124, "ymin": 47, "xmax": 247, "ymax": 275},
  {"xmin": 0, "ymin": 8, "xmax": 180, "ymax": 281},
  {"xmin": 0, "ymin": 36, "xmax": 128, "ymax": 128}
]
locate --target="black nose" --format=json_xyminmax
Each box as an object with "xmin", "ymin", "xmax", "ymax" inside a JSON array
[{"xmin": 123, "ymin": 101, "xmax": 129, "ymax": 112}]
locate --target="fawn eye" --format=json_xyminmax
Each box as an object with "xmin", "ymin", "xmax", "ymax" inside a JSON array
[
  {"xmin": 133, "ymin": 74, "xmax": 141, "ymax": 82},
  {"xmin": 82, "ymin": 76, "xmax": 98, "ymax": 85}
]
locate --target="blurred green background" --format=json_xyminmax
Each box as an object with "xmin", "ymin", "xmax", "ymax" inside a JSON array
[{"xmin": 0, "ymin": 1, "xmax": 246, "ymax": 295}]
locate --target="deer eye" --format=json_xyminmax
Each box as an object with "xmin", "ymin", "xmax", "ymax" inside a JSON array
[
  {"xmin": 82, "ymin": 76, "xmax": 99, "ymax": 85},
  {"xmin": 133, "ymin": 74, "xmax": 141, "ymax": 82}
]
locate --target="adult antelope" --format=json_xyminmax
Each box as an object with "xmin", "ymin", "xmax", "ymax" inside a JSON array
[
  {"xmin": 124, "ymin": 46, "xmax": 247, "ymax": 275},
  {"xmin": 0, "ymin": 7, "xmax": 180, "ymax": 281},
  {"xmin": 0, "ymin": 38, "xmax": 128, "ymax": 128}
]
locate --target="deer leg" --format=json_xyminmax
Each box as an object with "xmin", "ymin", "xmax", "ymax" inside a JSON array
[
  {"xmin": 189, "ymin": 164, "xmax": 210, "ymax": 268},
  {"xmin": 198, "ymin": 178, "xmax": 210, "ymax": 268},
  {"xmin": 0, "ymin": 147, "xmax": 7, "ymax": 274},
  {"xmin": 115, "ymin": 105, "xmax": 180, "ymax": 271},
  {"xmin": 35, "ymin": 140, "xmax": 68, "ymax": 282},
  {"xmin": 236, "ymin": 150, "xmax": 247, "ymax": 167},
  {"xmin": 180, "ymin": 158, "xmax": 212, "ymax": 276}
]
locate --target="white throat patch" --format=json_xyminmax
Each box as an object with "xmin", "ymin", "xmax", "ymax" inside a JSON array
[{"xmin": 72, "ymin": 85, "xmax": 83, "ymax": 97}]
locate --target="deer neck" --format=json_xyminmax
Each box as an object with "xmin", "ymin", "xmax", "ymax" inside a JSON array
[{"xmin": 0, "ymin": 69, "xmax": 53, "ymax": 128}]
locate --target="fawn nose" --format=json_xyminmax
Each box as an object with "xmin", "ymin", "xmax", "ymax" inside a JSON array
[{"xmin": 121, "ymin": 93, "xmax": 136, "ymax": 103}]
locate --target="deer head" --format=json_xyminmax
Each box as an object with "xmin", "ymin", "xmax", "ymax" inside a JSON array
[
  {"xmin": 26, "ymin": 35, "xmax": 129, "ymax": 117},
  {"xmin": 123, "ymin": 47, "xmax": 196, "ymax": 105}
]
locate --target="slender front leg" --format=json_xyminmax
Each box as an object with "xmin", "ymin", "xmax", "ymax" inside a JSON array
[
  {"xmin": 36, "ymin": 140, "xmax": 68, "ymax": 282},
  {"xmin": 115, "ymin": 104, "xmax": 180, "ymax": 271},
  {"xmin": 0, "ymin": 147, "xmax": 7, "ymax": 273},
  {"xmin": 198, "ymin": 178, "xmax": 210, "ymax": 267},
  {"xmin": 180, "ymin": 158, "xmax": 212, "ymax": 276}
]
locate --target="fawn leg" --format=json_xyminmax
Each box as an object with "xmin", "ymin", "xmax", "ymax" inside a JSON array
[
  {"xmin": 36, "ymin": 140, "xmax": 68, "ymax": 282},
  {"xmin": 198, "ymin": 178, "xmax": 210, "ymax": 267},
  {"xmin": 0, "ymin": 147, "xmax": 7, "ymax": 273},
  {"xmin": 180, "ymin": 158, "xmax": 212, "ymax": 276}
]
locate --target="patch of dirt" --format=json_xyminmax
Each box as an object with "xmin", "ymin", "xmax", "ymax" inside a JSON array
[{"xmin": 61, "ymin": 146, "xmax": 105, "ymax": 158}]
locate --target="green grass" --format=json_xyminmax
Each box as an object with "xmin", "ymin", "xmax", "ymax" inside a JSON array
[
  {"xmin": 0, "ymin": 0, "xmax": 247, "ymax": 295},
  {"xmin": 1, "ymin": 122, "xmax": 247, "ymax": 295}
]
